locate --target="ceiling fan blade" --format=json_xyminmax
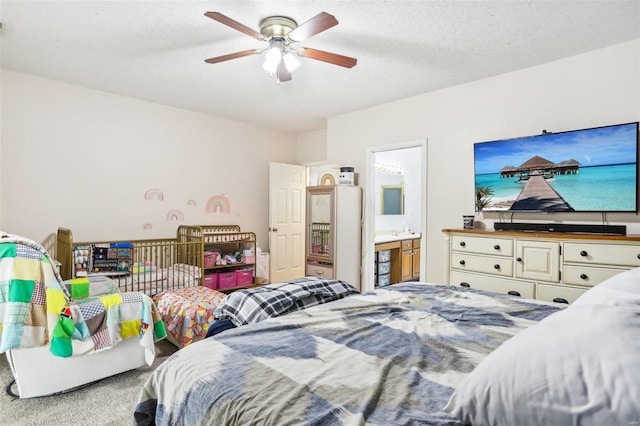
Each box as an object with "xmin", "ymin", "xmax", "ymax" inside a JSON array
[
  {"xmin": 205, "ymin": 12, "xmax": 265, "ymax": 40},
  {"xmin": 288, "ymin": 12, "xmax": 338, "ymax": 42},
  {"xmin": 298, "ymin": 48, "xmax": 357, "ymax": 68},
  {"xmin": 277, "ymin": 59, "xmax": 292, "ymax": 82},
  {"xmin": 204, "ymin": 49, "xmax": 259, "ymax": 64}
]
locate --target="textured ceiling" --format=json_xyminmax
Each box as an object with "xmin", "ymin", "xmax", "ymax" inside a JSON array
[{"xmin": 1, "ymin": 1, "xmax": 639, "ymax": 134}]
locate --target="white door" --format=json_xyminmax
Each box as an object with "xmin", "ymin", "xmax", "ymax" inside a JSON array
[{"xmin": 269, "ymin": 162, "xmax": 306, "ymax": 283}]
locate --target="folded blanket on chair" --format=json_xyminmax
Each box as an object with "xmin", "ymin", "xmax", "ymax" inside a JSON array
[{"xmin": 0, "ymin": 233, "xmax": 166, "ymax": 364}]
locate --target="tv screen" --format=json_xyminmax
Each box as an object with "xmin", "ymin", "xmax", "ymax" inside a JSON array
[{"xmin": 474, "ymin": 122, "xmax": 639, "ymax": 213}]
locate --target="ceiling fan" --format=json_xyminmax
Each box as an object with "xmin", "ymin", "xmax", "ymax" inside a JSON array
[{"xmin": 204, "ymin": 11, "xmax": 357, "ymax": 83}]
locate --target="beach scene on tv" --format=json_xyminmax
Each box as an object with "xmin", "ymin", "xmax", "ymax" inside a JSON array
[{"xmin": 474, "ymin": 123, "xmax": 638, "ymax": 212}]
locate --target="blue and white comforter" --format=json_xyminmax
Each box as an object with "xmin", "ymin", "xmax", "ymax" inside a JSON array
[{"xmin": 134, "ymin": 283, "xmax": 561, "ymax": 425}]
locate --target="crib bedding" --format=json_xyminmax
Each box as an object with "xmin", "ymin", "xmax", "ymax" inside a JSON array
[
  {"xmin": 0, "ymin": 234, "xmax": 166, "ymax": 364},
  {"xmin": 153, "ymin": 286, "xmax": 227, "ymax": 348},
  {"xmin": 134, "ymin": 283, "xmax": 562, "ymax": 425},
  {"xmin": 111, "ymin": 263, "xmax": 201, "ymax": 295}
]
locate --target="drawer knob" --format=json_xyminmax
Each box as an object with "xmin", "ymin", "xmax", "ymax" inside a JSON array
[
  {"xmin": 459, "ymin": 241, "xmax": 466, "ymax": 247},
  {"xmin": 494, "ymin": 264, "xmax": 500, "ymax": 270},
  {"xmin": 553, "ymin": 297, "xmax": 569, "ymax": 304},
  {"xmin": 315, "ymin": 270, "xmax": 324, "ymax": 275},
  {"xmin": 460, "ymin": 282, "xmax": 470, "ymax": 288},
  {"xmin": 516, "ymin": 257, "xmax": 522, "ymax": 262},
  {"xmin": 494, "ymin": 244, "xmax": 500, "ymax": 250},
  {"xmin": 507, "ymin": 290, "xmax": 521, "ymax": 297},
  {"xmin": 580, "ymin": 273, "xmax": 588, "ymax": 280},
  {"xmin": 459, "ymin": 260, "xmax": 466, "ymax": 265},
  {"xmin": 580, "ymin": 250, "xmax": 588, "ymax": 257},
  {"xmin": 637, "ymin": 254, "xmax": 640, "ymax": 260}
]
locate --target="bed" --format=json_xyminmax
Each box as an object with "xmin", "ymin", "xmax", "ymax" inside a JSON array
[
  {"xmin": 57, "ymin": 227, "xmax": 225, "ymax": 348},
  {"xmin": 57, "ymin": 228, "xmax": 203, "ymax": 294},
  {"xmin": 134, "ymin": 268, "xmax": 640, "ymax": 425}
]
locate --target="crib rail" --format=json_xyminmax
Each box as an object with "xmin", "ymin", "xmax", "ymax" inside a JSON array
[{"xmin": 57, "ymin": 228, "xmax": 202, "ymax": 296}]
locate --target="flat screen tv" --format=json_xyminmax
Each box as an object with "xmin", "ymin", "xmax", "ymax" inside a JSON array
[{"xmin": 474, "ymin": 121, "xmax": 639, "ymax": 213}]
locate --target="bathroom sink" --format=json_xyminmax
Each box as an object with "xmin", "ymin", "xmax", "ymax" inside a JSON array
[{"xmin": 374, "ymin": 233, "xmax": 420, "ymax": 244}]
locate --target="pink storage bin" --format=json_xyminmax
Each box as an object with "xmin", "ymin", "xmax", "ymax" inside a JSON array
[
  {"xmin": 242, "ymin": 255, "xmax": 256, "ymax": 264},
  {"xmin": 203, "ymin": 273, "xmax": 218, "ymax": 289},
  {"xmin": 217, "ymin": 272, "xmax": 237, "ymax": 290},
  {"xmin": 235, "ymin": 269, "xmax": 253, "ymax": 286},
  {"xmin": 204, "ymin": 252, "xmax": 219, "ymax": 268}
]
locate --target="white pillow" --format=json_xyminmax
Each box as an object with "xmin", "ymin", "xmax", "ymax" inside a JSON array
[{"xmin": 443, "ymin": 272, "xmax": 640, "ymax": 425}]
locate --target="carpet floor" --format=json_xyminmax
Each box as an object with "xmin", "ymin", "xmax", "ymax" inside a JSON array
[{"xmin": 0, "ymin": 340, "xmax": 177, "ymax": 426}]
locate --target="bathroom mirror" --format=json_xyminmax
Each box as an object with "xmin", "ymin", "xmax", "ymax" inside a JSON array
[{"xmin": 380, "ymin": 184, "xmax": 405, "ymax": 215}]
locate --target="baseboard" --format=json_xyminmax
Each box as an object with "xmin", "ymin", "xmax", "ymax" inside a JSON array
[{"xmin": 493, "ymin": 222, "xmax": 627, "ymax": 235}]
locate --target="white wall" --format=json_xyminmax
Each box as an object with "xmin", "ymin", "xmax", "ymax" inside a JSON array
[
  {"xmin": 327, "ymin": 39, "xmax": 640, "ymax": 285},
  {"xmin": 295, "ymin": 128, "xmax": 327, "ymax": 164},
  {"xmin": 0, "ymin": 70, "xmax": 297, "ymax": 250}
]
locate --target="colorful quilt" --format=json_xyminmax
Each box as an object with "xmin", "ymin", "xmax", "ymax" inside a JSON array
[
  {"xmin": 0, "ymin": 233, "xmax": 166, "ymax": 364},
  {"xmin": 134, "ymin": 283, "xmax": 562, "ymax": 425},
  {"xmin": 153, "ymin": 286, "xmax": 226, "ymax": 348}
]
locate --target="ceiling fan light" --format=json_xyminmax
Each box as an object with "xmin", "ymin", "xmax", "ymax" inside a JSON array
[
  {"xmin": 262, "ymin": 47, "xmax": 281, "ymax": 73},
  {"xmin": 283, "ymin": 52, "xmax": 300, "ymax": 72}
]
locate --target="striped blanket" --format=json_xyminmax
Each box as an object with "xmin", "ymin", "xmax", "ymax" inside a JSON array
[{"xmin": 0, "ymin": 233, "xmax": 166, "ymax": 364}]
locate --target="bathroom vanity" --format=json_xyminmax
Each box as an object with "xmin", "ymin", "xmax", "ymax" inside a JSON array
[{"xmin": 374, "ymin": 233, "xmax": 421, "ymax": 286}]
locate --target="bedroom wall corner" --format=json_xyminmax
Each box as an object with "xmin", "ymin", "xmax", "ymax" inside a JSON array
[
  {"xmin": 0, "ymin": 69, "xmax": 297, "ymax": 248},
  {"xmin": 295, "ymin": 128, "xmax": 327, "ymax": 164},
  {"xmin": 327, "ymin": 39, "xmax": 640, "ymax": 285}
]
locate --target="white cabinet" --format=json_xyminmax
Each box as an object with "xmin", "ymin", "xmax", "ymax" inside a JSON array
[
  {"xmin": 515, "ymin": 240, "xmax": 560, "ymax": 282},
  {"xmin": 306, "ymin": 185, "xmax": 362, "ymax": 290},
  {"xmin": 444, "ymin": 229, "xmax": 640, "ymax": 305}
]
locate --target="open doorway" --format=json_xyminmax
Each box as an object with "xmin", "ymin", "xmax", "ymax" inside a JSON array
[{"xmin": 363, "ymin": 140, "xmax": 427, "ymax": 292}]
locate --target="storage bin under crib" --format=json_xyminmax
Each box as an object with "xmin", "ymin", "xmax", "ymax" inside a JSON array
[
  {"xmin": 235, "ymin": 269, "xmax": 253, "ymax": 286},
  {"xmin": 204, "ymin": 252, "xmax": 219, "ymax": 268},
  {"xmin": 212, "ymin": 272, "xmax": 234, "ymax": 290},
  {"xmin": 203, "ymin": 273, "xmax": 218, "ymax": 289}
]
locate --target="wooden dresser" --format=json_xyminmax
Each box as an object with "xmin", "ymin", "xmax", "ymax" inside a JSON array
[{"xmin": 442, "ymin": 228, "xmax": 640, "ymax": 305}]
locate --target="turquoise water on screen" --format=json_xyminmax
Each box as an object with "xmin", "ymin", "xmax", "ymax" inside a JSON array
[{"xmin": 475, "ymin": 163, "xmax": 636, "ymax": 211}]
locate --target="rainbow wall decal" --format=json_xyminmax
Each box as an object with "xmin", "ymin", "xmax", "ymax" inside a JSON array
[
  {"xmin": 206, "ymin": 195, "xmax": 231, "ymax": 214},
  {"xmin": 187, "ymin": 199, "xmax": 197, "ymax": 207},
  {"xmin": 144, "ymin": 188, "xmax": 164, "ymax": 201},
  {"xmin": 320, "ymin": 174, "xmax": 335, "ymax": 185},
  {"xmin": 143, "ymin": 222, "xmax": 153, "ymax": 230},
  {"xmin": 166, "ymin": 209, "xmax": 185, "ymax": 221}
]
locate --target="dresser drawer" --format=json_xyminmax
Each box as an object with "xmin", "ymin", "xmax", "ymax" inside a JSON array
[
  {"xmin": 451, "ymin": 253, "xmax": 513, "ymax": 277},
  {"xmin": 563, "ymin": 243, "xmax": 640, "ymax": 267},
  {"xmin": 377, "ymin": 261, "xmax": 391, "ymax": 275},
  {"xmin": 377, "ymin": 249, "xmax": 391, "ymax": 262},
  {"xmin": 450, "ymin": 270, "xmax": 534, "ymax": 298},
  {"xmin": 536, "ymin": 283, "xmax": 586, "ymax": 305},
  {"xmin": 562, "ymin": 265, "xmax": 629, "ymax": 287},
  {"xmin": 451, "ymin": 235, "xmax": 513, "ymax": 257},
  {"xmin": 306, "ymin": 264, "xmax": 334, "ymax": 279}
]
